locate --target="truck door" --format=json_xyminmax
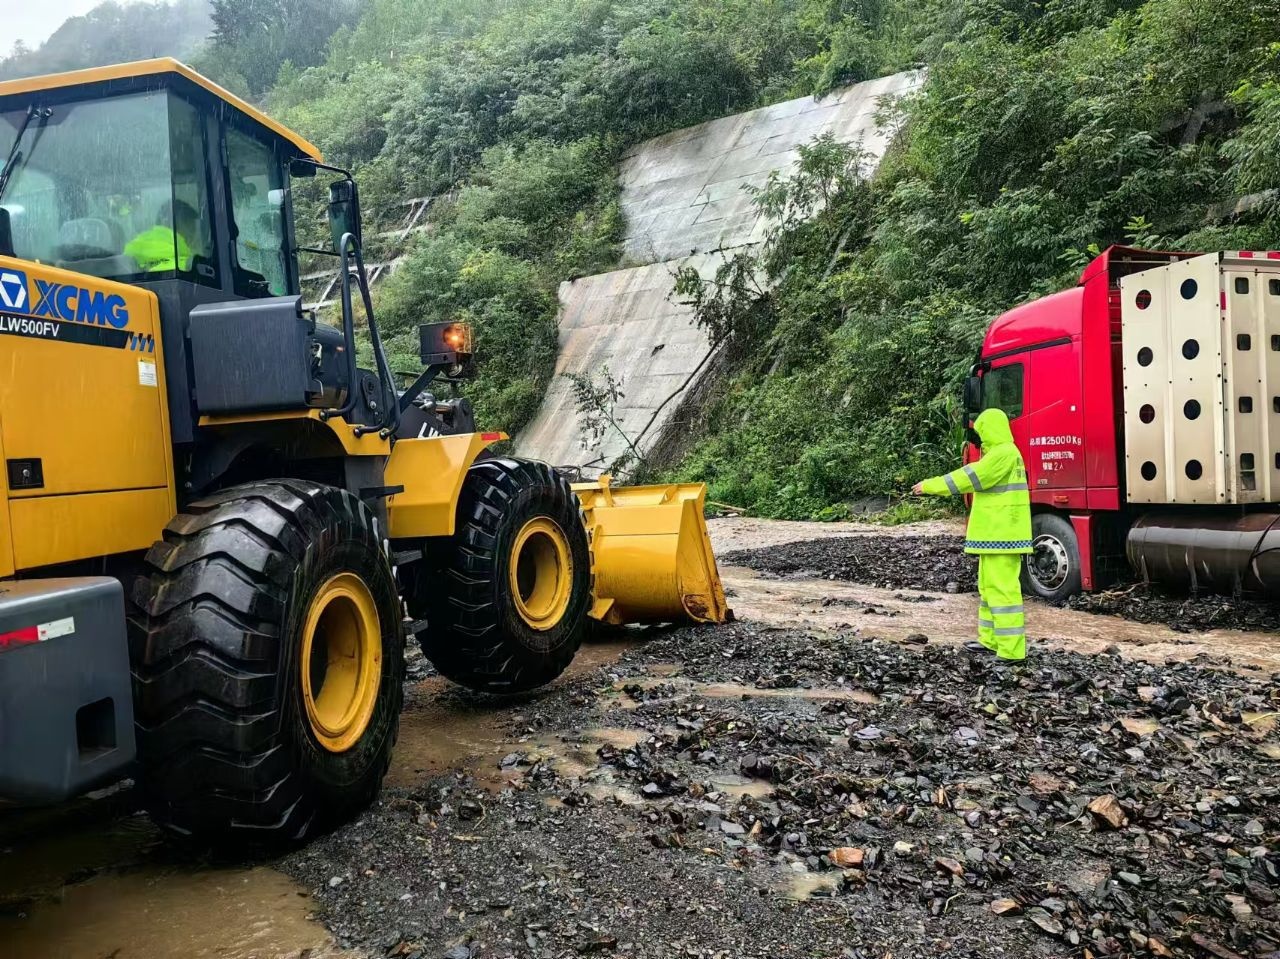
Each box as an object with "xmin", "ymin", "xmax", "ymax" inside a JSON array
[{"xmin": 1026, "ymin": 342, "xmax": 1086, "ymax": 492}]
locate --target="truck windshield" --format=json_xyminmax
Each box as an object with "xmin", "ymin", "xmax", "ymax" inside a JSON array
[{"xmin": 0, "ymin": 91, "xmax": 217, "ymax": 286}]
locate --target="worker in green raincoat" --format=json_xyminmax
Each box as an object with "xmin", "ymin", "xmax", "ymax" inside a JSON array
[
  {"xmin": 912, "ymin": 408, "xmax": 1032, "ymax": 660},
  {"xmin": 125, "ymin": 200, "xmax": 198, "ymax": 273}
]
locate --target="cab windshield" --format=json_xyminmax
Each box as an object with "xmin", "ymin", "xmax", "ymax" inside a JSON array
[{"xmin": 0, "ymin": 90, "xmax": 218, "ymax": 286}]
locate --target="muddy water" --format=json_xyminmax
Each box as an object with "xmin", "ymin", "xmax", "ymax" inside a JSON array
[
  {"xmin": 722, "ymin": 568, "xmax": 1280, "ymax": 673},
  {"xmin": 389, "ymin": 635, "xmax": 647, "ymax": 789},
  {"xmin": 2, "ymin": 637, "xmax": 647, "ymax": 958},
  {"xmin": 0, "ymin": 803, "xmax": 344, "ymax": 959}
]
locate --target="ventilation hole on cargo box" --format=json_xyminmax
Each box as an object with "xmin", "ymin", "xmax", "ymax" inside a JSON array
[
  {"xmin": 1138, "ymin": 404, "xmax": 1156, "ymax": 424},
  {"xmin": 1136, "ymin": 289, "xmax": 1152, "ymax": 309},
  {"xmin": 1141, "ymin": 461, "xmax": 1158, "ymax": 481},
  {"xmin": 1235, "ymin": 277, "xmax": 1251, "ymax": 295},
  {"xmin": 1185, "ymin": 459, "xmax": 1203, "ymax": 480},
  {"xmin": 1182, "ymin": 338, "xmax": 1200, "ymax": 360},
  {"xmin": 1270, "ymin": 278, "xmax": 1280, "ymax": 296},
  {"xmin": 1238, "ymin": 333, "xmax": 1252, "ymax": 351},
  {"xmin": 1137, "ymin": 346, "xmax": 1154, "ymax": 367},
  {"xmin": 1184, "ymin": 399, "xmax": 1201, "ymax": 420},
  {"xmin": 1240, "ymin": 396, "xmax": 1255, "ymax": 413},
  {"xmin": 1275, "ymin": 452, "xmax": 1280, "ymax": 470},
  {"xmin": 1242, "ymin": 454, "xmax": 1257, "ymax": 491},
  {"xmin": 1180, "ymin": 278, "xmax": 1198, "ymax": 300}
]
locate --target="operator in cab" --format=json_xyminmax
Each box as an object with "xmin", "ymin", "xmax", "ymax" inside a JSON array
[
  {"xmin": 124, "ymin": 199, "xmax": 198, "ymax": 273},
  {"xmin": 911, "ymin": 408, "xmax": 1032, "ymax": 661}
]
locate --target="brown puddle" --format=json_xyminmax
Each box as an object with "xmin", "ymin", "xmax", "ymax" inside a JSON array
[
  {"xmin": 390, "ymin": 634, "xmax": 647, "ymax": 790},
  {"xmin": 2, "ymin": 865, "xmax": 344, "ymax": 959},
  {"xmin": 0, "ymin": 804, "xmax": 343, "ymax": 959},
  {"xmin": 705, "ymin": 773, "xmax": 774, "ymax": 799},
  {"xmin": 778, "ymin": 870, "xmax": 843, "ymax": 901},
  {"xmin": 0, "ymin": 634, "xmax": 649, "ymax": 958},
  {"xmin": 390, "ymin": 677, "xmax": 655, "ymax": 791}
]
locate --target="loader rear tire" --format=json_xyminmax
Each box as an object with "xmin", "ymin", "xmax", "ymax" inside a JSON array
[
  {"xmin": 129, "ymin": 481, "xmax": 404, "ymax": 844},
  {"xmin": 415, "ymin": 458, "xmax": 590, "ymax": 693}
]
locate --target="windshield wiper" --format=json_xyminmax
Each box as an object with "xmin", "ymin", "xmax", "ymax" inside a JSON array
[{"xmin": 0, "ymin": 105, "xmax": 51, "ymax": 203}]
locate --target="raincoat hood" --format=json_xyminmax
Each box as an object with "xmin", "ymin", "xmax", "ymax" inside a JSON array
[{"xmin": 974, "ymin": 408, "xmax": 1014, "ymax": 447}]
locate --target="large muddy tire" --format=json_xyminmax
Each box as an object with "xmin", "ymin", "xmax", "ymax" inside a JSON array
[
  {"xmin": 129, "ymin": 481, "xmax": 404, "ymax": 843},
  {"xmin": 1022, "ymin": 512, "xmax": 1083, "ymax": 602},
  {"xmin": 415, "ymin": 458, "xmax": 591, "ymax": 693}
]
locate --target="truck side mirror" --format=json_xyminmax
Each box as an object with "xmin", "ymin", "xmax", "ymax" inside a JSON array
[
  {"xmin": 289, "ymin": 158, "xmax": 317, "ymax": 179},
  {"xmin": 963, "ymin": 374, "xmax": 983, "ymax": 414},
  {"xmin": 327, "ymin": 179, "xmax": 362, "ymax": 253}
]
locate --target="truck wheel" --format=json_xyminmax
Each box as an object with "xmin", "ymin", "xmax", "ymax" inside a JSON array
[
  {"xmin": 1022, "ymin": 513, "xmax": 1083, "ymax": 602},
  {"xmin": 129, "ymin": 481, "xmax": 404, "ymax": 843},
  {"xmin": 415, "ymin": 458, "xmax": 590, "ymax": 693}
]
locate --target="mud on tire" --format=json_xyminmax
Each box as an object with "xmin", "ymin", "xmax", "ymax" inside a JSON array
[
  {"xmin": 414, "ymin": 458, "xmax": 591, "ymax": 693},
  {"xmin": 129, "ymin": 480, "xmax": 404, "ymax": 843}
]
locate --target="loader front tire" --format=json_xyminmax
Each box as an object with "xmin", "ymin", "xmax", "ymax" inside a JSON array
[
  {"xmin": 416, "ymin": 458, "xmax": 590, "ymax": 693},
  {"xmin": 129, "ymin": 481, "xmax": 404, "ymax": 843}
]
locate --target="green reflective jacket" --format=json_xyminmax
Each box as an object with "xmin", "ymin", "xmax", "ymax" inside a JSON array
[
  {"xmin": 124, "ymin": 226, "xmax": 192, "ymax": 273},
  {"xmin": 920, "ymin": 408, "xmax": 1032, "ymax": 554}
]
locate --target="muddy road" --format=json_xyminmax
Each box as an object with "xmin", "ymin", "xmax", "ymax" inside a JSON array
[{"xmin": 3, "ymin": 517, "xmax": 1279, "ymax": 959}]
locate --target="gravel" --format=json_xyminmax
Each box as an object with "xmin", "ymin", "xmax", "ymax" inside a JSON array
[
  {"xmin": 283, "ymin": 624, "xmax": 1280, "ymax": 959},
  {"xmin": 720, "ymin": 536, "xmax": 976, "ymax": 594}
]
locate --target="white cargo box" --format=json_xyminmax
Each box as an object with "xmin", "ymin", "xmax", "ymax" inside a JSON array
[{"xmin": 1122, "ymin": 252, "xmax": 1280, "ymax": 505}]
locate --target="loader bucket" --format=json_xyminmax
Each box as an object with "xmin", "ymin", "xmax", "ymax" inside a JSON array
[{"xmin": 572, "ymin": 476, "xmax": 730, "ymax": 626}]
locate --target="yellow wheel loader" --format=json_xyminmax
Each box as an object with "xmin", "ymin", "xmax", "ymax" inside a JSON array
[{"xmin": 0, "ymin": 59, "xmax": 728, "ymax": 842}]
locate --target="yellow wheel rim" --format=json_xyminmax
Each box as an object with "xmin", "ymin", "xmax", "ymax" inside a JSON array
[
  {"xmin": 300, "ymin": 572, "xmax": 382, "ymax": 753},
  {"xmin": 509, "ymin": 517, "xmax": 573, "ymax": 631}
]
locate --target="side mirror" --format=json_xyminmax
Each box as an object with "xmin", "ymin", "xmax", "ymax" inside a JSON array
[
  {"xmin": 289, "ymin": 158, "xmax": 317, "ymax": 179},
  {"xmin": 327, "ymin": 179, "xmax": 362, "ymax": 252},
  {"xmin": 963, "ymin": 374, "xmax": 983, "ymax": 414}
]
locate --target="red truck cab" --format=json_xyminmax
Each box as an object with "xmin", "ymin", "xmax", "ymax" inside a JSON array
[{"xmin": 964, "ymin": 246, "xmax": 1197, "ymax": 599}]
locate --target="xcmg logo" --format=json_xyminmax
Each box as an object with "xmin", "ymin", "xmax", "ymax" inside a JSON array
[
  {"xmin": 0, "ymin": 269, "xmax": 130, "ymax": 329},
  {"xmin": 33, "ymin": 279, "xmax": 129, "ymax": 329},
  {"xmin": 0, "ymin": 270, "xmax": 27, "ymax": 311}
]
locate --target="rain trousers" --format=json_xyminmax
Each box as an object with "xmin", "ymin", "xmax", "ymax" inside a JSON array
[{"xmin": 918, "ymin": 409, "xmax": 1031, "ymax": 660}]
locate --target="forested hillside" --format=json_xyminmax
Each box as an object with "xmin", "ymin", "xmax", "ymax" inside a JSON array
[
  {"xmin": 0, "ymin": 0, "xmax": 211, "ymax": 80},
  {"xmin": 10, "ymin": 0, "xmax": 1280, "ymax": 518}
]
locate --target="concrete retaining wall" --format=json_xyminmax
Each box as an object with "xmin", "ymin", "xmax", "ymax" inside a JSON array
[{"xmin": 515, "ymin": 71, "xmax": 923, "ymax": 471}]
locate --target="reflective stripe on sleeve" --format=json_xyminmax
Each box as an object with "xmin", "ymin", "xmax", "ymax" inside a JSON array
[
  {"xmin": 944, "ymin": 474, "xmax": 959, "ymax": 494},
  {"xmin": 962, "ymin": 465, "xmax": 984, "ymax": 491},
  {"xmin": 988, "ymin": 482, "xmax": 1029, "ymax": 493}
]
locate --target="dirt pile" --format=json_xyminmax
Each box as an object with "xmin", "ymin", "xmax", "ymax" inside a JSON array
[
  {"xmin": 1068, "ymin": 586, "xmax": 1280, "ymax": 635},
  {"xmin": 720, "ymin": 536, "xmax": 976, "ymax": 593},
  {"xmin": 285, "ymin": 625, "xmax": 1280, "ymax": 959}
]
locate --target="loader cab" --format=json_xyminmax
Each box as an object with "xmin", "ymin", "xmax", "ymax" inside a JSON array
[{"xmin": 0, "ymin": 59, "xmax": 318, "ymax": 446}]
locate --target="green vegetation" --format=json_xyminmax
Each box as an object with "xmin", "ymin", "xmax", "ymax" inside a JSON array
[
  {"xmin": 676, "ymin": 0, "xmax": 1280, "ymax": 517},
  {"xmin": 256, "ymin": 0, "xmax": 914, "ymax": 435},
  {"xmin": 9, "ymin": 0, "xmax": 1280, "ymax": 519}
]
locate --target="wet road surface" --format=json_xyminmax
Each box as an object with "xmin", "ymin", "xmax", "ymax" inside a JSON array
[{"xmin": 2, "ymin": 518, "xmax": 1277, "ymax": 957}]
